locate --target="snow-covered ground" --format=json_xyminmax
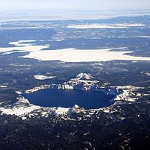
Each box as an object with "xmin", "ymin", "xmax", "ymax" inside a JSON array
[
  {"xmin": 25, "ymin": 85, "xmax": 51, "ymax": 94},
  {"xmin": 24, "ymin": 48, "xmax": 150, "ymax": 62},
  {"xmin": 0, "ymin": 97, "xmax": 40, "ymax": 118},
  {"xmin": 137, "ymin": 36, "xmax": 150, "ymax": 38},
  {"xmin": 0, "ymin": 96, "xmax": 81, "ymax": 120},
  {"xmin": 67, "ymin": 23, "xmax": 145, "ymax": 29},
  {"xmin": 34, "ymin": 75, "xmax": 56, "ymax": 80},
  {"xmin": 0, "ymin": 85, "xmax": 7, "ymax": 88},
  {"xmin": 1, "ymin": 40, "xmax": 150, "ymax": 62},
  {"xmin": 114, "ymin": 86, "xmax": 144, "ymax": 102}
]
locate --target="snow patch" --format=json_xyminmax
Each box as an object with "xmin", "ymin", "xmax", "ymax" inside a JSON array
[
  {"xmin": 67, "ymin": 23, "xmax": 145, "ymax": 29},
  {"xmin": 114, "ymin": 86, "xmax": 144, "ymax": 102},
  {"xmin": 0, "ymin": 85, "xmax": 7, "ymax": 88},
  {"xmin": 145, "ymin": 72, "xmax": 150, "ymax": 77},
  {"xmin": 34, "ymin": 75, "xmax": 56, "ymax": 80},
  {"xmin": 137, "ymin": 36, "xmax": 150, "ymax": 38},
  {"xmin": 25, "ymin": 85, "xmax": 51, "ymax": 94},
  {"xmin": 55, "ymin": 107, "xmax": 69, "ymax": 115}
]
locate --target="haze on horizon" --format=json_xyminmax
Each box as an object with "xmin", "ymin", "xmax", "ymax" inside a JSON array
[{"xmin": 0, "ymin": 0, "xmax": 150, "ymax": 11}]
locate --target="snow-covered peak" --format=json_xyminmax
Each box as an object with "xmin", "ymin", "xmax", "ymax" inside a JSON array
[{"xmin": 76, "ymin": 73, "xmax": 92, "ymax": 80}]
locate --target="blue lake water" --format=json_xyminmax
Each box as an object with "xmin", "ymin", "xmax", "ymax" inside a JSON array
[{"xmin": 23, "ymin": 89, "xmax": 115, "ymax": 109}]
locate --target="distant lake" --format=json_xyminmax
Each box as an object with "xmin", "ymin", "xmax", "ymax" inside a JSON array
[{"xmin": 23, "ymin": 89, "xmax": 115, "ymax": 109}]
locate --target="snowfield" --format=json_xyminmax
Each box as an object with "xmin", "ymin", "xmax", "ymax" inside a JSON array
[
  {"xmin": 0, "ymin": 40, "xmax": 150, "ymax": 62},
  {"xmin": 67, "ymin": 23, "xmax": 145, "ymax": 29}
]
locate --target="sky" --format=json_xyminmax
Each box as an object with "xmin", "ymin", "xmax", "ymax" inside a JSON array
[{"xmin": 0, "ymin": 0, "xmax": 150, "ymax": 11}]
